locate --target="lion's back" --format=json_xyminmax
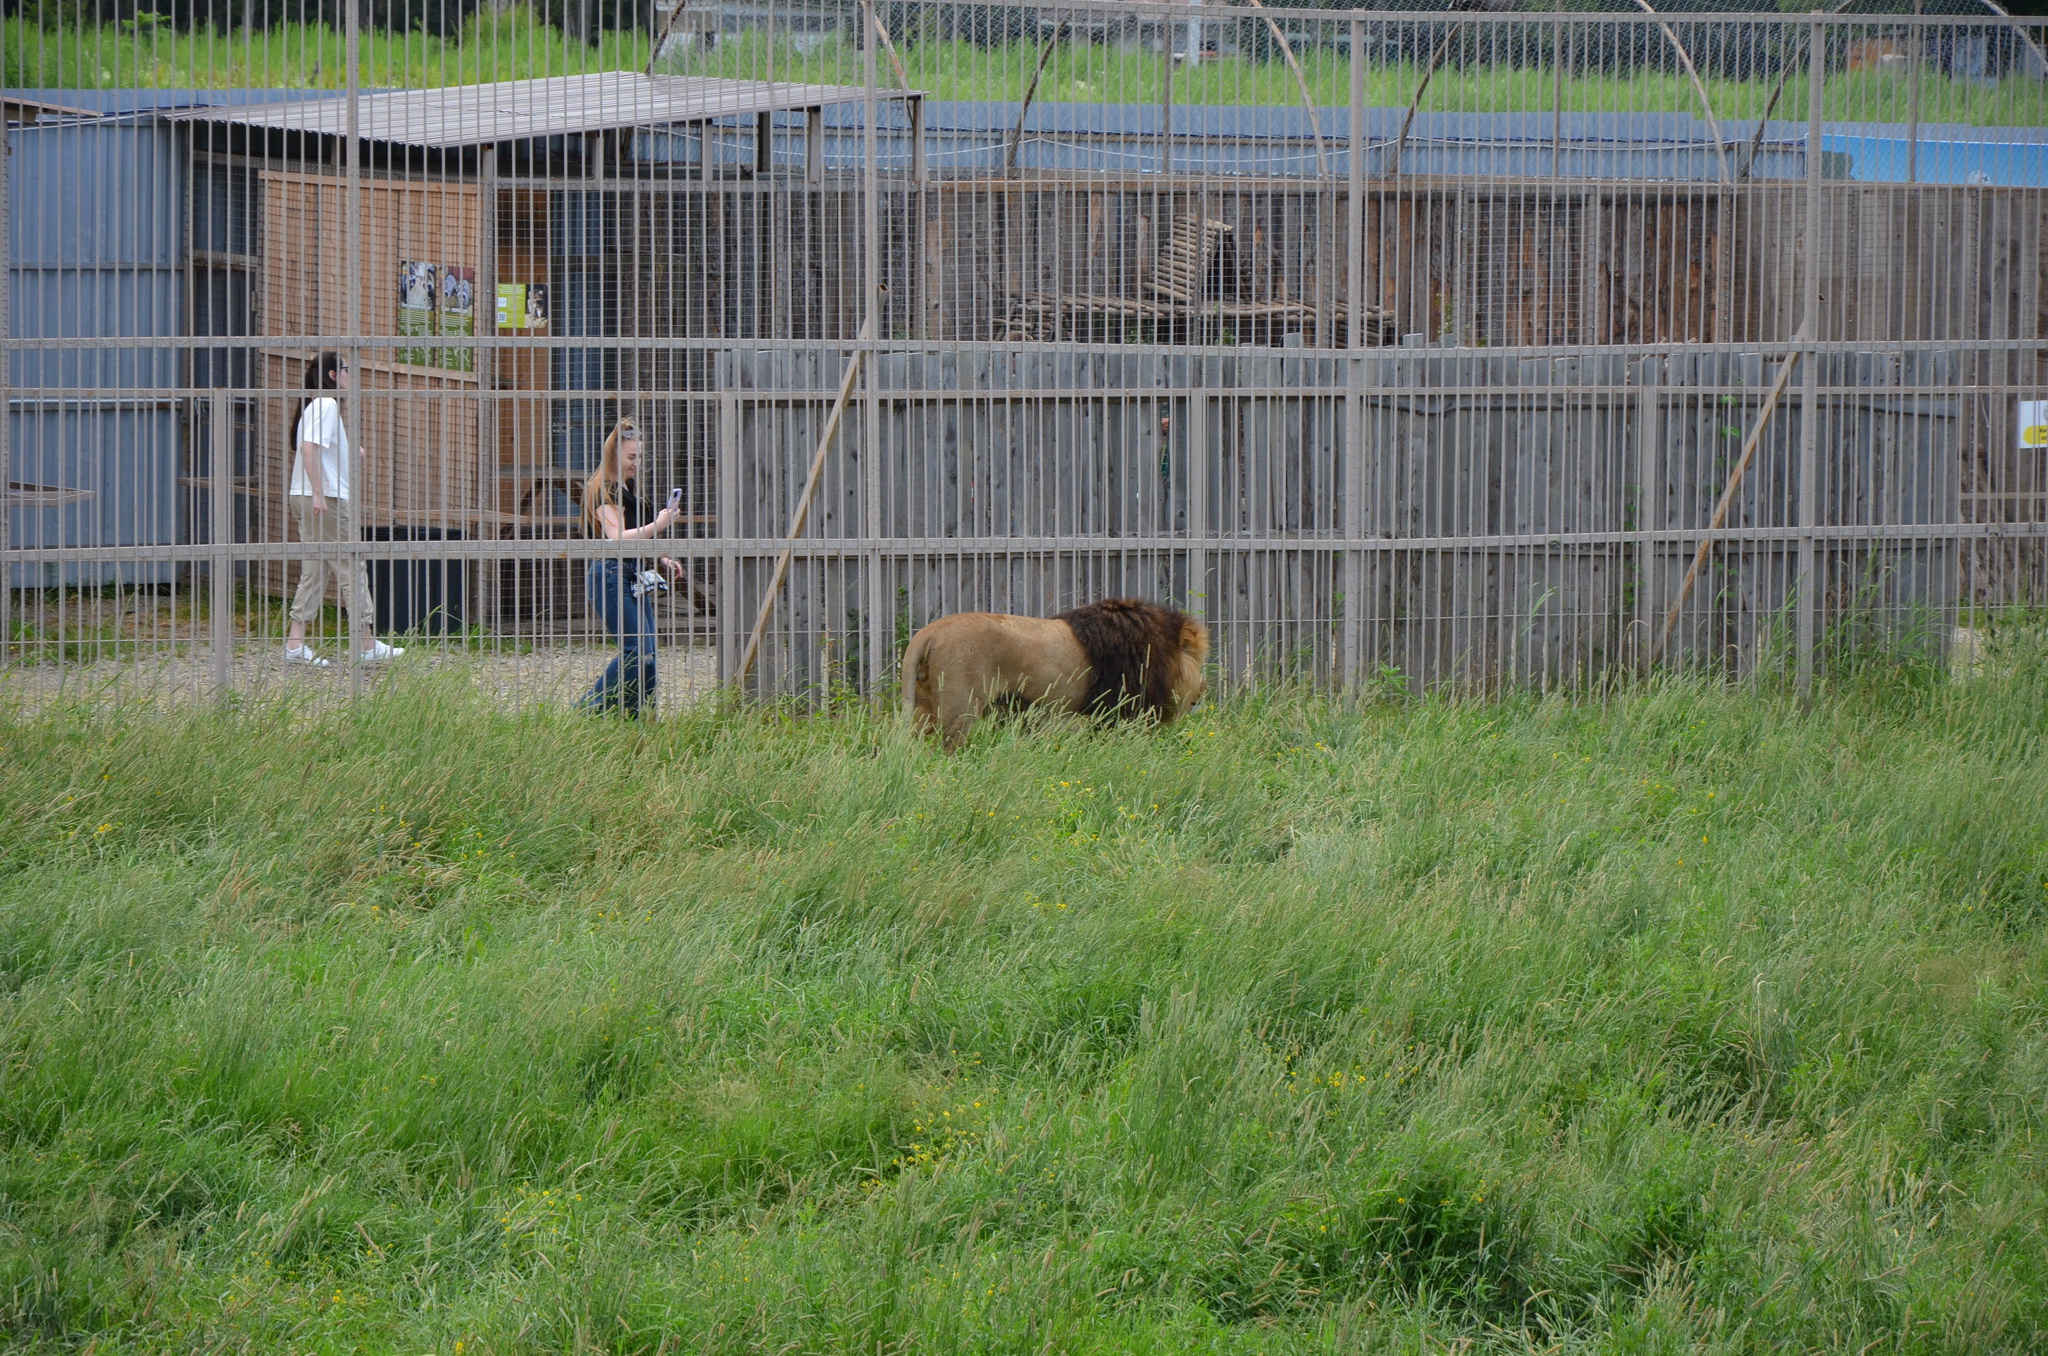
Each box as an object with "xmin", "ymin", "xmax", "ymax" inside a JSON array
[{"xmin": 903, "ymin": 612, "xmax": 1091, "ymax": 718}]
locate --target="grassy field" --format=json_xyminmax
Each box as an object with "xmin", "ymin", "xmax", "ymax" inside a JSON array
[
  {"xmin": 2, "ymin": 644, "xmax": 2046, "ymax": 1353},
  {"xmin": 7, "ymin": 11, "xmax": 2045, "ymax": 127}
]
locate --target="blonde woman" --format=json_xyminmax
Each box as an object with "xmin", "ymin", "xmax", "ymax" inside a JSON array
[{"xmin": 580, "ymin": 418, "xmax": 683, "ymax": 715}]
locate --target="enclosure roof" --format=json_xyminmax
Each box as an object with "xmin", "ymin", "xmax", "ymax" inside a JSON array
[
  {"xmin": 5, "ymin": 95, "xmax": 101, "ymax": 123},
  {"xmin": 158, "ymin": 73, "xmax": 916, "ymax": 149}
]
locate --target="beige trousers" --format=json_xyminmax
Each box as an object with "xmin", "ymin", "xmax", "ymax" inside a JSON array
[{"xmin": 288, "ymin": 494, "xmax": 375, "ymax": 628}]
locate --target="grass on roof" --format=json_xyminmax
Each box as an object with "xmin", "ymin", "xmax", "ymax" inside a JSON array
[{"xmin": 7, "ymin": 11, "xmax": 2045, "ymax": 127}]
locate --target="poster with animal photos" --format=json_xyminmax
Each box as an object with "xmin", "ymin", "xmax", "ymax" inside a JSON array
[{"xmin": 397, "ymin": 261, "xmax": 476, "ymax": 371}]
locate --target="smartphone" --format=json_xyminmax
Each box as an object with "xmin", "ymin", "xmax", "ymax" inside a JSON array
[{"xmin": 666, "ymin": 487, "xmax": 683, "ymax": 511}]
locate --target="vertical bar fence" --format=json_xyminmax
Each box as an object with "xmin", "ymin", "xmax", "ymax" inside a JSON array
[{"xmin": 2, "ymin": 3, "xmax": 2044, "ymax": 714}]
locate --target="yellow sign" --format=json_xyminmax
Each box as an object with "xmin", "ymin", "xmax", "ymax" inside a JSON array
[
  {"xmin": 495, "ymin": 282, "xmax": 549, "ymax": 330},
  {"xmin": 2023, "ymin": 401, "xmax": 2048, "ymax": 449}
]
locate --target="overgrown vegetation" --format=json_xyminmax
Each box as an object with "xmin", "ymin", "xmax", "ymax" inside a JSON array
[
  {"xmin": 6, "ymin": 9, "xmax": 2042, "ymax": 127},
  {"xmin": 3, "ymin": 8, "xmax": 644, "ymax": 89},
  {"xmin": 2, "ymin": 640, "xmax": 2045, "ymax": 1351}
]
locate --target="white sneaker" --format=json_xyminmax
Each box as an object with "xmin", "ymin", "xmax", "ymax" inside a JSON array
[
  {"xmin": 284, "ymin": 645, "xmax": 330, "ymax": 668},
  {"xmin": 358, "ymin": 641, "xmax": 405, "ymax": 664}
]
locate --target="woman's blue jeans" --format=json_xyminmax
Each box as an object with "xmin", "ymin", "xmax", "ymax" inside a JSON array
[{"xmin": 583, "ymin": 560, "xmax": 658, "ymax": 716}]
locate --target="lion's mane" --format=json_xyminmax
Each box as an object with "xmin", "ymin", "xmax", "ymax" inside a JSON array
[{"xmin": 1053, "ymin": 598, "xmax": 1205, "ymax": 720}]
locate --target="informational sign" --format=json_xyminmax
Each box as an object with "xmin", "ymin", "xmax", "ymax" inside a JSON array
[
  {"xmin": 438, "ymin": 265, "xmax": 475, "ymax": 373},
  {"xmin": 495, "ymin": 282, "xmax": 549, "ymax": 330},
  {"xmin": 398, "ymin": 259, "xmax": 435, "ymax": 356},
  {"xmin": 397, "ymin": 261, "xmax": 476, "ymax": 371},
  {"xmin": 2021, "ymin": 400, "xmax": 2048, "ymax": 450}
]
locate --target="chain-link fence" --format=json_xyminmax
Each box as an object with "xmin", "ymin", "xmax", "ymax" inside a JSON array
[{"xmin": 5, "ymin": 2, "xmax": 2045, "ymax": 711}]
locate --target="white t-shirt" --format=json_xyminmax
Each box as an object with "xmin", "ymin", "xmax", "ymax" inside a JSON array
[{"xmin": 290, "ymin": 396, "xmax": 352, "ymax": 501}]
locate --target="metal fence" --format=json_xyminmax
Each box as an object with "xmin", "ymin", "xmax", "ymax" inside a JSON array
[{"xmin": 4, "ymin": 2, "xmax": 2045, "ymax": 712}]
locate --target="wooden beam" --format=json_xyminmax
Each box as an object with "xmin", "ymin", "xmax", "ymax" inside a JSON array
[
  {"xmin": 736, "ymin": 316, "xmax": 875, "ymax": 690},
  {"xmin": 1650, "ymin": 336, "xmax": 1806, "ymax": 667}
]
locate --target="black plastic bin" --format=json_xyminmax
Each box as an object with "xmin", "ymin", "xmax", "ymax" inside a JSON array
[{"xmin": 366, "ymin": 525, "xmax": 466, "ymax": 636}]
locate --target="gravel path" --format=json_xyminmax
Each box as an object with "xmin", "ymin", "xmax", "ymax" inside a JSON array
[
  {"xmin": 6, "ymin": 619, "xmax": 2001, "ymax": 719},
  {"xmin": 0, "ymin": 641, "xmax": 722, "ymax": 718}
]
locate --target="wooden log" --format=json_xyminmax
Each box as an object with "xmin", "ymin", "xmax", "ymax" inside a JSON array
[
  {"xmin": 1650, "ymin": 334, "xmax": 1806, "ymax": 667},
  {"xmin": 736, "ymin": 316, "xmax": 874, "ymax": 688}
]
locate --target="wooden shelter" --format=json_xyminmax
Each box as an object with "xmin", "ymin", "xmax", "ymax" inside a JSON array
[{"xmin": 164, "ymin": 73, "xmax": 926, "ymax": 621}]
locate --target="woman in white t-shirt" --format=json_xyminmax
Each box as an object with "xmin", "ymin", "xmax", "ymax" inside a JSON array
[{"xmin": 284, "ymin": 352, "xmax": 402, "ymax": 666}]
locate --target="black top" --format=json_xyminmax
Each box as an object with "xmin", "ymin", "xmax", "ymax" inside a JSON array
[{"xmin": 603, "ymin": 480, "xmax": 654, "ymax": 572}]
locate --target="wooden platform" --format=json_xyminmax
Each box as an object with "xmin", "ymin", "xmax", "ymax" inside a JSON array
[
  {"xmin": 5, "ymin": 481, "xmax": 95, "ymax": 509},
  {"xmin": 995, "ymin": 291, "xmax": 1396, "ymax": 346}
]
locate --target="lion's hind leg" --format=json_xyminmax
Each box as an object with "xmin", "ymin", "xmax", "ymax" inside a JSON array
[
  {"xmin": 935, "ymin": 677, "xmax": 988, "ymax": 751},
  {"xmin": 938, "ymin": 667, "xmax": 1044, "ymax": 750}
]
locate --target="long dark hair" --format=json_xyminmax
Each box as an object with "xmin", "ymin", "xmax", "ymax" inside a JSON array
[{"xmin": 291, "ymin": 351, "xmax": 345, "ymax": 445}]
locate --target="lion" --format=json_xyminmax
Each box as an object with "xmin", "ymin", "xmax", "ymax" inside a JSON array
[{"xmin": 901, "ymin": 598, "xmax": 1210, "ymax": 749}]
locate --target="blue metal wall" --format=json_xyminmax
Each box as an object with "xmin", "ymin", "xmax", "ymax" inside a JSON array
[{"xmin": 8, "ymin": 108, "xmax": 184, "ymax": 588}]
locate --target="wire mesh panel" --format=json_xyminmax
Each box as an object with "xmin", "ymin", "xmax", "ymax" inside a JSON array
[{"xmin": 3, "ymin": 2, "xmax": 2044, "ymax": 712}]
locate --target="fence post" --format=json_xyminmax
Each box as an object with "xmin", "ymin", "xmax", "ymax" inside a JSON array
[
  {"xmin": 210, "ymin": 391, "xmax": 233, "ymax": 699},
  {"xmin": 1634, "ymin": 354, "xmax": 1661, "ymax": 670},
  {"xmin": 861, "ymin": 0, "xmax": 885, "ymax": 696},
  {"xmin": 478, "ymin": 142, "xmax": 498, "ymax": 636},
  {"xmin": 718, "ymin": 391, "xmax": 739, "ymax": 681},
  {"xmin": 1797, "ymin": 18, "xmax": 1825, "ymax": 694},
  {"xmin": 0, "ymin": 94, "xmax": 11, "ymax": 667},
  {"xmin": 1344, "ymin": 17, "xmax": 1366, "ymax": 688},
  {"xmin": 1188, "ymin": 383, "xmax": 1209, "ymax": 656},
  {"xmin": 910, "ymin": 95, "xmax": 927, "ymax": 186},
  {"xmin": 343, "ymin": 0, "xmax": 364, "ymax": 697},
  {"xmin": 1161, "ymin": 20, "xmax": 1174, "ymax": 177},
  {"xmin": 1551, "ymin": 0, "xmax": 1564, "ymax": 179},
  {"xmin": 1907, "ymin": 0, "xmax": 1922, "ymax": 185}
]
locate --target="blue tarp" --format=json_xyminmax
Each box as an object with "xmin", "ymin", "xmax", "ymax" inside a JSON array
[
  {"xmin": 670, "ymin": 101, "xmax": 2045, "ymax": 184},
  {"xmin": 658, "ymin": 101, "xmax": 1817, "ymax": 180},
  {"xmin": 1822, "ymin": 120, "xmax": 2048, "ymax": 186}
]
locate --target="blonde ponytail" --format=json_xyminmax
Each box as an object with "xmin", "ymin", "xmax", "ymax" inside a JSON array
[{"xmin": 581, "ymin": 417, "xmax": 641, "ymax": 536}]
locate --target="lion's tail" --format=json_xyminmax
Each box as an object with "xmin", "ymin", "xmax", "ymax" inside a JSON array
[{"xmin": 901, "ymin": 628, "xmax": 934, "ymax": 723}]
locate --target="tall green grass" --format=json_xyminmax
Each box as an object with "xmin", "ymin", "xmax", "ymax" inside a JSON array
[
  {"xmin": 2, "ymin": 10, "xmax": 646, "ymax": 91},
  {"xmin": 2, "ymin": 651, "xmax": 2046, "ymax": 1351},
  {"xmin": 7, "ymin": 11, "xmax": 2043, "ymax": 127},
  {"xmin": 688, "ymin": 31, "xmax": 2048, "ymax": 126}
]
